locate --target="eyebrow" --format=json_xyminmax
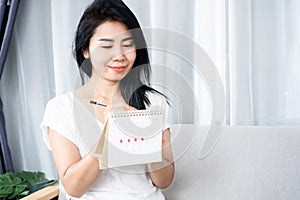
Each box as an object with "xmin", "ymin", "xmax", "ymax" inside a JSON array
[
  {"xmin": 98, "ymin": 37, "xmax": 133, "ymax": 42},
  {"xmin": 122, "ymin": 37, "xmax": 133, "ymax": 42},
  {"xmin": 98, "ymin": 38, "xmax": 113, "ymax": 42}
]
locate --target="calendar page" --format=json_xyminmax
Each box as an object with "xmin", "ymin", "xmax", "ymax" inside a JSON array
[{"xmin": 95, "ymin": 109, "xmax": 164, "ymax": 169}]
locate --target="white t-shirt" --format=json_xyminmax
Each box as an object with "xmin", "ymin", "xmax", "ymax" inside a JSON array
[{"xmin": 41, "ymin": 91, "xmax": 171, "ymax": 200}]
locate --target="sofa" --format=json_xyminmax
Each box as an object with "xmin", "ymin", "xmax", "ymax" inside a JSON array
[
  {"xmin": 23, "ymin": 125, "xmax": 300, "ymax": 200},
  {"xmin": 163, "ymin": 125, "xmax": 300, "ymax": 200}
]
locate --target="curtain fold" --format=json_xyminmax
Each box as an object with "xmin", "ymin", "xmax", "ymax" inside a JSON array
[
  {"xmin": 0, "ymin": 0, "xmax": 20, "ymax": 174},
  {"xmin": 0, "ymin": 99, "xmax": 13, "ymax": 173},
  {"xmin": 1, "ymin": 0, "xmax": 20, "ymax": 76}
]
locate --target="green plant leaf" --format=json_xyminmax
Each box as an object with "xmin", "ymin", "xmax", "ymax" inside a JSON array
[
  {"xmin": 19, "ymin": 190, "xmax": 29, "ymax": 196},
  {"xmin": 0, "ymin": 173, "xmax": 23, "ymax": 197},
  {"xmin": 15, "ymin": 171, "xmax": 47, "ymax": 187},
  {"xmin": 0, "ymin": 173, "xmax": 22, "ymax": 186},
  {"xmin": 0, "ymin": 186, "xmax": 13, "ymax": 196},
  {"xmin": 8, "ymin": 184, "xmax": 27, "ymax": 199},
  {"xmin": 0, "ymin": 171, "xmax": 57, "ymax": 199}
]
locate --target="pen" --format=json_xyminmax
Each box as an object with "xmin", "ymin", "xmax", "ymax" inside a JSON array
[{"xmin": 89, "ymin": 100, "xmax": 107, "ymax": 107}]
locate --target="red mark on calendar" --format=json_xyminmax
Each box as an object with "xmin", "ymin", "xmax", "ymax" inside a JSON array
[{"xmin": 119, "ymin": 138, "xmax": 145, "ymax": 144}]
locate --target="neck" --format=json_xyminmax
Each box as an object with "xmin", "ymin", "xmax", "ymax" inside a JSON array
[{"xmin": 86, "ymin": 75, "xmax": 123, "ymax": 105}]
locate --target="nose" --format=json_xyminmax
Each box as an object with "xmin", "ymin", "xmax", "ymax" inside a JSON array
[{"xmin": 112, "ymin": 45, "xmax": 125, "ymax": 61}]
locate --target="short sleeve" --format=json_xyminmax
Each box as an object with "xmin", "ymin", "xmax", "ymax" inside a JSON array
[
  {"xmin": 146, "ymin": 92, "xmax": 172, "ymax": 131},
  {"xmin": 40, "ymin": 94, "xmax": 77, "ymax": 150}
]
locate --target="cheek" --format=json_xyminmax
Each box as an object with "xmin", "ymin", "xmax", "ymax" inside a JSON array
[
  {"xmin": 127, "ymin": 51, "xmax": 137, "ymax": 65},
  {"xmin": 90, "ymin": 47, "xmax": 111, "ymax": 66}
]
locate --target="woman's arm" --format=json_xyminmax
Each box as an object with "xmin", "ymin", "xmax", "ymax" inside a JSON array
[
  {"xmin": 148, "ymin": 128, "xmax": 175, "ymax": 189},
  {"xmin": 48, "ymin": 128, "xmax": 102, "ymax": 198}
]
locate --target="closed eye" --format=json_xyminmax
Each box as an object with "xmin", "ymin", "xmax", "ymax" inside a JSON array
[
  {"xmin": 98, "ymin": 38, "xmax": 113, "ymax": 49},
  {"xmin": 123, "ymin": 43, "xmax": 134, "ymax": 48},
  {"xmin": 101, "ymin": 45, "xmax": 113, "ymax": 49},
  {"xmin": 122, "ymin": 40, "xmax": 134, "ymax": 48}
]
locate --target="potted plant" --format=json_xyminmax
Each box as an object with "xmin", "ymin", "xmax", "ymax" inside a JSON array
[{"xmin": 0, "ymin": 171, "xmax": 57, "ymax": 200}]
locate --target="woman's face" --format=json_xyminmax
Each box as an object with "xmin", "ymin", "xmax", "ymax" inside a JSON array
[{"xmin": 83, "ymin": 20, "xmax": 136, "ymax": 82}]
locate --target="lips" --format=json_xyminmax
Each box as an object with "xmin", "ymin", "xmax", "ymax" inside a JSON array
[{"xmin": 108, "ymin": 66, "xmax": 127, "ymax": 73}]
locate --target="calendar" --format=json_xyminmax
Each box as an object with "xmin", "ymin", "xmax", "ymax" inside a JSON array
[{"xmin": 95, "ymin": 109, "xmax": 164, "ymax": 169}]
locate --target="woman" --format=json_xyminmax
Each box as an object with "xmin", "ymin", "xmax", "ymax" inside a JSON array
[{"xmin": 41, "ymin": 0, "xmax": 174, "ymax": 199}]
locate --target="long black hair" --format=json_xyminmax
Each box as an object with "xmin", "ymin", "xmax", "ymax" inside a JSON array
[{"xmin": 73, "ymin": 0, "xmax": 166, "ymax": 110}]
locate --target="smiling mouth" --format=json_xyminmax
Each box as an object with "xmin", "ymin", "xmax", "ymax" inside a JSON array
[{"xmin": 108, "ymin": 66, "xmax": 127, "ymax": 73}]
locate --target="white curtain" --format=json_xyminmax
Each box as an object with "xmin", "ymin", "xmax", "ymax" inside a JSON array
[
  {"xmin": 0, "ymin": 0, "xmax": 57, "ymax": 178},
  {"xmin": 51, "ymin": 0, "xmax": 93, "ymax": 95},
  {"xmin": 0, "ymin": 0, "xmax": 299, "ymax": 179},
  {"xmin": 228, "ymin": 0, "xmax": 300, "ymax": 125}
]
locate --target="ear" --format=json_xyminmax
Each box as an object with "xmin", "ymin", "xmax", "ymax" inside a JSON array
[{"xmin": 82, "ymin": 49, "xmax": 90, "ymax": 58}]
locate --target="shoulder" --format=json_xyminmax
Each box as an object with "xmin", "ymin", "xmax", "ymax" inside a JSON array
[
  {"xmin": 45, "ymin": 92, "xmax": 72, "ymax": 110},
  {"xmin": 42, "ymin": 92, "xmax": 75, "ymax": 133},
  {"xmin": 43, "ymin": 92, "xmax": 74, "ymax": 121},
  {"xmin": 41, "ymin": 92, "xmax": 77, "ymax": 150}
]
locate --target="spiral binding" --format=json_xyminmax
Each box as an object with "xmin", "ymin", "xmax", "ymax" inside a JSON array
[{"xmin": 110, "ymin": 110, "xmax": 163, "ymax": 118}]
